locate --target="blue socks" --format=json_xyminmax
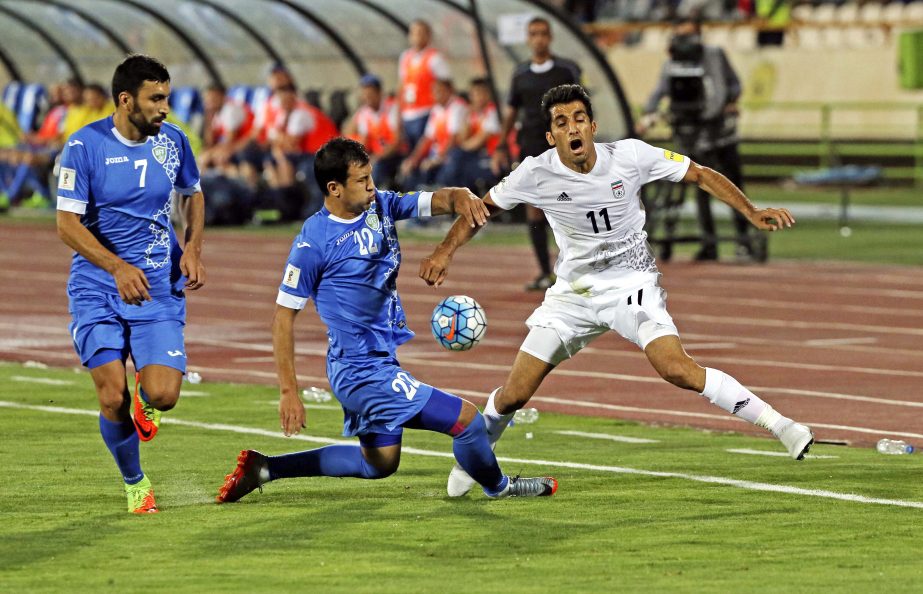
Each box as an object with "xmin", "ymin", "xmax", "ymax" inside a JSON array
[
  {"xmin": 451, "ymin": 413, "xmax": 505, "ymax": 492},
  {"xmin": 267, "ymin": 445, "xmax": 387, "ymax": 480},
  {"xmin": 99, "ymin": 414, "xmax": 143, "ymax": 485}
]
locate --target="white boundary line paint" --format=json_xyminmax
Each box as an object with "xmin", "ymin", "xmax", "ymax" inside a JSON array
[
  {"xmin": 5, "ymin": 356, "xmax": 923, "ymax": 440},
  {"xmin": 727, "ymin": 449, "xmax": 839, "ymax": 459},
  {"xmin": 554, "ymin": 430, "xmax": 659, "ymax": 444},
  {"xmin": 1, "ymin": 400, "xmax": 920, "ymax": 510},
  {"xmin": 11, "ymin": 375, "xmax": 75, "ymax": 386}
]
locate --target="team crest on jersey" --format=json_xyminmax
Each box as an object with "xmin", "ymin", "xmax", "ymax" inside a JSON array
[
  {"xmin": 611, "ymin": 180, "xmax": 625, "ymax": 199},
  {"xmin": 365, "ymin": 213, "xmax": 381, "ymax": 231},
  {"xmin": 152, "ymin": 145, "xmax": 167, "ymax": 164}
]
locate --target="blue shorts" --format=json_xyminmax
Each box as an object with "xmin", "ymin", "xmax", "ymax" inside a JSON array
[
  {"xmin": 68, "ymin": 287, "xmax": 187, "ymax": 372},
  {"xmin": 327, "ymin": 353, "xmax": 434, "ymax": 439}
]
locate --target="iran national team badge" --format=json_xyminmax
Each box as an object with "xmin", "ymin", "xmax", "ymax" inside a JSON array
[
  {"xmin": 610, "ymin": 180, "xmax": 625, "ymax": 199},
  {"xmin": 152, "ymin": 145, "xmax": 167, "ymax": 164},
  {"xmin": 365, "ymin": 213, "xmax": 381, "ymax": 231}
]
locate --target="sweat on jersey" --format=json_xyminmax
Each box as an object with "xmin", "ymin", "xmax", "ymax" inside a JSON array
[
  {"xmin": 489, "ymin": 139, "xmax": 690, "ymax": 291},
  {"xmin": 276, "ymin": 189, "xmax": 433, "ymax": 358},
  {"xmin": 56, "ymin": 116, "xmax": 201, "ymax": 297}
]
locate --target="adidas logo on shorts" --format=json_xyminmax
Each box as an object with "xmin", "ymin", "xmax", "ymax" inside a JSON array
[{"xmin": 556, "ymin": 192, "xmax": 571, "ymax": 202}]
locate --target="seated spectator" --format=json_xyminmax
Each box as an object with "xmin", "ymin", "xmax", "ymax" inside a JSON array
[
  {"xmin": 343, "ymin": 73, "xmax": 403, "ymax": 189},
  {"xmin": 0, "ymin": 102, "xmax": 23, "ymax": 210},
  {"xmin": 199, "ymin": 83, "xmax": 254, "ymax": 173},
  {"xmin": 444, "ymin": 77, "xmax": 501, "ymax": 193},
  {"xmin": 61, "ymin": 83, "xmax": 112, "ymax": 141},
  {"xmin": 261, "ymin": 84, "xmax": 338, "ymax": 220},
  {"xmin": 399, "ymin": 78, "xmax": 467, "ymax": 189}
]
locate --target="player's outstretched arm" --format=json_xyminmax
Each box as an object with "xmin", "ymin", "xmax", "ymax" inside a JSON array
[
  {"xmin": 56, "ymin": 210, "xmax": 151, "ymax": 305},
  {"xmin": 430, "ymin": 186, "xmax": 490, "ymax": 228},
  {"xmin": 419, "ymin": 191, "xmax": 502, "ymax": 287},
  {"xmin": 272, "ymin": 304, "xmax": 305, "ymax": 436},
  {"xmin": 180, "ymin": 191, "xmax": 206, "ymax": 290},
  {"xmin": 683, "ymin": 161, "xmax": 795, "ymax": 232}
]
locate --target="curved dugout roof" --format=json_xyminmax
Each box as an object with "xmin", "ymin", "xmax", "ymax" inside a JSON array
[{"xmin": 0, "ymin": 0, "xmax": 632, "ymax": 140}]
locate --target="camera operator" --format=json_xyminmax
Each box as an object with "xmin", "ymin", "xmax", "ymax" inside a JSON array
[{"xmin": 636, "ymin": 18, "xmax": 755, "ymax": 262}]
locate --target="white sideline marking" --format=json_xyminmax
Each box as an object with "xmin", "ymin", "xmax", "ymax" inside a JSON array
[
  {"xmin": 11, "ymin": 375, "xmax": 74, "ymax": 386},
  {"xmin": 683, "ymin": 342, "xmax": 737, "ymax": 350},
  {"xmin": 180, "ymin": 390, "xmax": 210, "ymax": 397},
  {"xmin": 804, "ymin": 337, "xmax": 879, "ymax": 347},
  {"xmin": 2, "ymin": 400, "xmax": 922, "ymax": 510},
  {"xmin": 554, "ymin": 430, "xmax": 659, "ymax": 444},
  {"xmin": 727, "ymin": 448, "xmax": 839, "ymax": 460}
]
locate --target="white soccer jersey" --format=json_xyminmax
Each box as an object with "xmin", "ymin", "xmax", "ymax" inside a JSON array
[{"xmin": 490, "ymin": 139, "xmax": 690, "ymax": 291}]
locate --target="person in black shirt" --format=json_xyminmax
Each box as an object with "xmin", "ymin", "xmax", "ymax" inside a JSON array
[{"xmin": 495, "ymin": 17, "xmax": 581, "ymax": 291}]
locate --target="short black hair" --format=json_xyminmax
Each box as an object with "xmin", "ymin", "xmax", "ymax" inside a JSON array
[
  {"xmin": 111, "ymin": 54, "xmax": 170, "ymax": 105},
  {"xmin": 314, "ymin": 137, "xmax": 370, "ymax": 196},
  {"xmin": 528, "ymin": 16, "xmax": 551, "ymax": 30},
  {"xmin": 84, "ymin": 83, "xmax": 108, "ymax": 98},
  {"xmin": 541, "ymin": 84, "xmax": 593, "ymax": 131}
]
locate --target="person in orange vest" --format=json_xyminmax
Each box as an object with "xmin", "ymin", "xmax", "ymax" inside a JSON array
[
  {"xmin": 444, "ymin": 77, "xmax": 501, "ymax": 193},
  {"xmin": 398, "ymin": 20, "xmax": 451, "ymax": 156},
  {"xmin": 262, "ymin": 84, "xmax": 338, "ymax": 219},
  {"xmin": 400, "ymin": 78, "xmax": 467, "ymax": 189},
  {"xmin": 343, "ymin": 73, "xmax": 403, "ymax": 189}
]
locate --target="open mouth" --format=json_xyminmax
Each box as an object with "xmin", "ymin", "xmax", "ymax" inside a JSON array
[{"xmin": 569, "ymin": 138, "xmax": 584, "ymax": 153}]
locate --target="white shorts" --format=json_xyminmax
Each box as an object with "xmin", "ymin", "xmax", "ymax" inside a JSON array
[{"xmin": 520, "ymin": 275, "xmax": 678, "ymax": 365}]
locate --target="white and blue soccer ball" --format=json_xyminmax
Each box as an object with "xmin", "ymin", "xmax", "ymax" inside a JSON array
[{"xmin": 431, "ymin": 295, "xmax": 487, "ymax": 351}]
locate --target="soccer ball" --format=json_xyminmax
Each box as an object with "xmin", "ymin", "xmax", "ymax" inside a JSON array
[{"xmin": 430, "ymin": 295, "xmax": 487, "ymax": 351}]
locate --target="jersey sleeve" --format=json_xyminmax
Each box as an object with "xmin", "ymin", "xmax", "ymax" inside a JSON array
[
  {"xmin": 173, "ymin": 129, "xmax": 202, "ymax": 196},
  {"xmin": 276, "ymin": 236, "xmax": 324, "ymax": 310},
  {"xmin": 56, "ymin": 137, "xmax": 91, "ymax": 214},
  {"xmin": 628, "ymin": 139, "xmax": 691, "ymax": 185},
  {"xmin": 378, "ymin": 189, "xmax": 434, "ymax": 220},
  {"xmin": 487, "ymin": 158, "xmax": 539, "ymax": 210}
]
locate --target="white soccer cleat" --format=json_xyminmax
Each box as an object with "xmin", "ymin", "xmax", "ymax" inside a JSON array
[
  {"xmin": 779, "ymin": 422, "xmax": 814, "ymax": 460},
  {"xmin": 447, "ymin": 463, "xmax": 477, "ymax": 497}
]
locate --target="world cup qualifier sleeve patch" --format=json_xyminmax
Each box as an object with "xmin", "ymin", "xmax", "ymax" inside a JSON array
[
  {"xmin": 663, "ymin": 150, "xmax": 685, "ymax": 163},
  {"xmin": 283, "ymin": 264, "xmax": 301, "ymax": 288},
  {"xmin": 58, "ymin": 167, "xmax": 77, "ymax": 191}
]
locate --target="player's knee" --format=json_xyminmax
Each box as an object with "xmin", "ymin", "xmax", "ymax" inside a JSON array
[
  {"xmin": 97, "ymin": 387, "xmax": 128, "ymax": 416},
  {"xmin": 363, "ymin": 458, "xmax": 399, "ymax": 479},
  {"xmin": 143, "ymin": 387, "xmax": 180, "ymax": 411}
]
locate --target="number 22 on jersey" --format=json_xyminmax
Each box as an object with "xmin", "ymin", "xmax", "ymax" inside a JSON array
[{"xmin": 354, "ymin": 227, "xmax": 380, "ymax": 255}]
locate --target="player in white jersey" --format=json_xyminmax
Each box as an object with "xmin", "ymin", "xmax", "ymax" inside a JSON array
[{"xmin": 419, "ymin": 84, "xmax": 814, "ymax": 497}]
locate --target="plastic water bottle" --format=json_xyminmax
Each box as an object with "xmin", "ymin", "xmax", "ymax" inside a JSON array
[
  {"xmin": 876, "ymin": 438, "xmax": 914, "ymax": 455},
  {"xmin": 302, "ymin": 387, "xmax": 333, "ymax": 403},
  {"xmin": 186, "ymin": 371, "xmax": 202, "ymax": 384},
  {"xmin": 513, "ymin": 408, "xmax": 539, "ymax": 424}
]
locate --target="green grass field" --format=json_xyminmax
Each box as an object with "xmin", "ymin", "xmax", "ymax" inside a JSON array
[{"xmin": 1, "ymin": 363, "xmax": 921, "ymax": 593}]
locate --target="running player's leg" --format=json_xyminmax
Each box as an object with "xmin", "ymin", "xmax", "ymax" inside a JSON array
[
  {"xmin": 89, "ymin": 353, "xmax": 157, "ymax": 513},
  {"xmin": 406, "ymin": 388, "xmax": 556, "ymax": 498},
  {"xmin": 610, "ymin": 281, "xmax": 812, "ymax": 458},
  {"xmin": 128, "ymin": 302, "xmax": 187, "ymax": 440},
  {"xmin": 217, "ymin": 436, "xmax": 401, "ymax": 503}
]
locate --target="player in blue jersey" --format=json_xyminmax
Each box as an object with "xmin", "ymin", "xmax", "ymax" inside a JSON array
[
  {"xmin": 217, "ymin": 138, "xmax": 557, "ymax": 502},
  {"xmin": 55, "ymin": 55, "xmax": 205, "ymax": 514}
]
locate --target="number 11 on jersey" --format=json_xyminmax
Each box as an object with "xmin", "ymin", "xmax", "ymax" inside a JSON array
[{"xmin": 586, "ymin": 208, "xmax": 611, "ymax": 234}]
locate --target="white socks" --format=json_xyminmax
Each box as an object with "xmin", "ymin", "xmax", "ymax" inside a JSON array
[
  {"xmin": 701, "ymin": 368, "xmax": 790, "ymax": 436},
  {"xmin": 482, "ymin": 388, "xmax": 514, "ymax": 445}
]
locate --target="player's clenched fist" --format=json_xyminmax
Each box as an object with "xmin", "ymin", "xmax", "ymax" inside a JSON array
[{"xmin": 419, "ymin": 249, "xmax": 451, "ymax": 287}]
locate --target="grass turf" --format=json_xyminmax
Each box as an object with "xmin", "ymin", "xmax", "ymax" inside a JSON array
[{"xmin": 1, "ymin": 363, "xmax": 921, "ymax": 593}]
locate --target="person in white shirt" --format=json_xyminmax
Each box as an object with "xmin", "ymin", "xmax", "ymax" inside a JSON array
[{"xmin": 419, "ymin": 84, "xmax": 814, "ymax": 497}]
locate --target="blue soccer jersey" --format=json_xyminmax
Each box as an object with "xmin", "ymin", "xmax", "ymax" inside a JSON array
[
  {"xmin": 277, "ymin": 189, "xmax": 433, "ymax": 357},
  {"xmin": 56, "ymin": 116, "xmax": 201, "ymax": 297}
]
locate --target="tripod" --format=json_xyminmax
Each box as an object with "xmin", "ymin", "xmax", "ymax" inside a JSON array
[{"xmin": 643, "ymin": 116, "xmax": 767, "ymax": 263}]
